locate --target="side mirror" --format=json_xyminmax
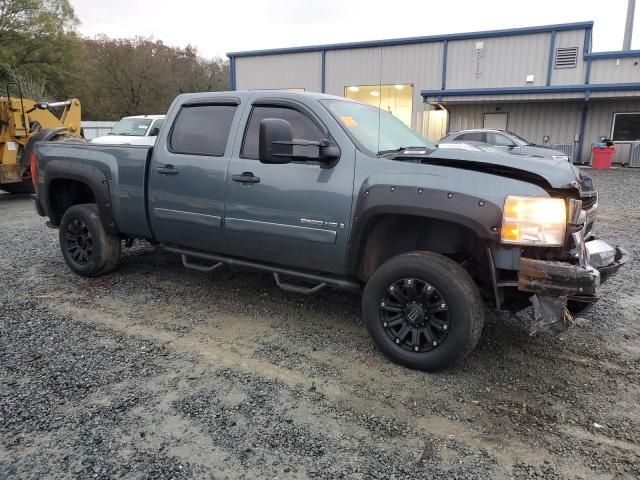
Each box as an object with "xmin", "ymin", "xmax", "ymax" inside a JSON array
[
  {"xmin": 259, "ymin": 118, "xmax": 294, "ymax": 164},
  {"xmin": 259, "ymin": 118, "xmax": 340, "ymax": 165},
  {"xmin": 148, "ymin": 127, "xmax": 160, "ymax": 137}
]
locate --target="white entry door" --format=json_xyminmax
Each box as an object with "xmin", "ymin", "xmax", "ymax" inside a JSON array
[{"xmin": 483, "ymin": 113, "xmax": 508, "ymax": 130}]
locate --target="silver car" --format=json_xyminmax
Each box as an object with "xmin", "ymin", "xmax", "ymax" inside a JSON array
[{"xmin": 439, "ymin": 129, "xmax": 571, "ymax": 162}]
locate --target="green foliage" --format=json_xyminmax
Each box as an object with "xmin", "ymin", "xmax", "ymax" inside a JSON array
[
  {"xmin": 0, "ymin": 0, "xmax": 81, "ymax": 98},
  {"xmin": 0, "ymin": 0, "xmax": 230, "ymax": 119},
  {"xmin": 74, "ymin": 37, "xmax": 229, "ymax": 120}
]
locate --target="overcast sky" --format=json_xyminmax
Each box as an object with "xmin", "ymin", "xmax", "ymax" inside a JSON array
[{"xmin": 70, "ymin": 0, "xmax": 639, "ymax": 59}]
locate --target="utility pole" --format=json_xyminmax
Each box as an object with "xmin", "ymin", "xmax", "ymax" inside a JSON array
[{"xmin": 623, "ymin": 0, "xmax": 636, "ymax": 50}]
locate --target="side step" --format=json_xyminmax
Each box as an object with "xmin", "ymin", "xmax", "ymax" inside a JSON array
[
  {"xmin": 181, "ymin": 254, "xmax": 223, "ymax": 273},
  {"xmin": 167, "ymin": 246, "xmax": 361, "ymax": 294}
]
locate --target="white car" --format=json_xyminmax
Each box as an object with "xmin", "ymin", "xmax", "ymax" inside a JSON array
[{"xmin": 91, "ymin": 115, "xmax": 165, "ymax": 146}]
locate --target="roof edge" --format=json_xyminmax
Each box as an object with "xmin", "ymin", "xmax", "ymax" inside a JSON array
[
  {"xmin": 421, "ymin": 83, "xmax": 640, "ymax": 98},
  {"xmin": 585, "ymin": 50, "xmax": 640, "ymax": 59},
  {"xmin": 227, "ymin": 21, "xmax": 594, "ymax": 58}
]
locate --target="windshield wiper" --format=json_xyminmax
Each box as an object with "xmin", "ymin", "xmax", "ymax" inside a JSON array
[{"xmin": 377, "ymin": 146, "xmax": 431, "ymax": 156}]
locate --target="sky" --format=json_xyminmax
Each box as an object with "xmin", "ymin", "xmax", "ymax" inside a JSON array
[{"xmin": 69, "ymin": 0, "xmax": 639, "ymax": 59}]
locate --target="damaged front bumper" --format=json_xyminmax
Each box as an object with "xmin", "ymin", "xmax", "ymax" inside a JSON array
[{"xmin": 518, "ymin": 238, "xmax": 629, "ymax": 334}]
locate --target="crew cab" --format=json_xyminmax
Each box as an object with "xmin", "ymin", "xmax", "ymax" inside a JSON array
[{"xmin": 31, "ymin": 91, "xmax": 628, "ymax": 371}]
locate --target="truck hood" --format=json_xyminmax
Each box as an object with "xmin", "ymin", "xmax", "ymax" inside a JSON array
[
  {"xmin": 519, "ymin": 144, "xmax": 570, "ymax": 159},
  {"xmin": 398, "ymin": 147, "xmax": 590, "ymax": 191}
]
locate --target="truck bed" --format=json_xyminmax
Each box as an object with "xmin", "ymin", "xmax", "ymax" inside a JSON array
[{"xmin": 34, "ymin": 142, "xmax": 154, "ymax": 238}]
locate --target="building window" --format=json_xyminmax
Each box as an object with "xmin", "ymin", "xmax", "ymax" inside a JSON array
[
  {"xmin": 344, "ymin": 84, "xmax": 413, "ymax": 127},
  {"xmin": 612, "ymin": 113, "xmax": 640, "ymax": 141}
]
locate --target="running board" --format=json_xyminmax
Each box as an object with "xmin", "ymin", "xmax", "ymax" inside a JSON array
[
  {"xmin": 181, "ymin": 254, "xmax": 223, "ymax": 273},
  {"xmin": 273, "ymin": 272, "xmax": 326, "ymax": 295},
  {"xmin": 165, "ymin": 246, "xmax": 361, "ymax": 294}
]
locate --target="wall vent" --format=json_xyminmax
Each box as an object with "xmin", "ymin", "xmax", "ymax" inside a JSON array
[{"xmin": 555, "ymin": 47, "xmax": 579, "ymax": 68}]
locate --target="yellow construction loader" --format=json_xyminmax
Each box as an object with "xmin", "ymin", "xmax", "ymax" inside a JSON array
[{"xmin": 0, "ymin": 83, "xmax": 83, "ymax": 193}]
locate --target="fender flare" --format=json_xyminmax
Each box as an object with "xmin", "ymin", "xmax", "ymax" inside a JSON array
[
  {"xmin": 43, "ymin": 158, "xmax": 119, "ymax": 236},
  {"xmin": 346, "ymin": 184, "xmax": 502, "ymax": 276}
]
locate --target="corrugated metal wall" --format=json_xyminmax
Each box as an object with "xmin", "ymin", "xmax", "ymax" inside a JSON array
[
  {"xmin": 551, "ymin": 30, "xmax": 586, "ymax": 85},
  {"xmin": 446, "ymin": 102, "xmax": 583, "ymax": 146},
  {"xmin": 324, "ymin": 43, "xmax": 443, "ymax": 129},
  {"xmin": 582, "ymin": 99, "xmax": 640, "ymax": 163},
  {"xmin": 446, "ymin": 33, "xmax": 551, "ymax": 88},
  {"xmin": 235, "ymin": 52, "xmax": 323, "ymax": 91},
  {"xmin": 446, "ymin": 98, "xmax": 640, "ymax": 163},
  {"xmin": 589, "ymin": 57, "xmax": 640, "ymax": 84}
]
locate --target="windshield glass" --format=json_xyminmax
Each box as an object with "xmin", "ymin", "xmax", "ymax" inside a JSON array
[
  {"xmin": 322, "ymin": 99, "xmax": 434, "ymax": 155},
  {"xmin": 110, "ymin": 118, "xmax": 153, "ymax": 136},
  {"xmin": 508, "ymin": 132, "xmax": 531, "ymax": 145}
]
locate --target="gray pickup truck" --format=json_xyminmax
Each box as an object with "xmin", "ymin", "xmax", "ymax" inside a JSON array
[{"xmin": 31, "ymin": 91, "xmax": 628, "ymax": 371}]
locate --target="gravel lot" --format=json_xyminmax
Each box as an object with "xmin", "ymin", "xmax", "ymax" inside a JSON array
[{"xmin": 1, "ymin": 167, "xmax": 639, "ymax": 479}]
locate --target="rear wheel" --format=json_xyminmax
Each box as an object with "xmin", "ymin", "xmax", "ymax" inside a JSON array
[
  {"xmin": 59, "ymin": 204, "xmax": 121, "ymax": 277},
  {"xmin": 362, "ymin": 252, "xmax": 484, "ymax": 371}
]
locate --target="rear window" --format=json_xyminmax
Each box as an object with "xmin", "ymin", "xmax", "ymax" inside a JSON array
[
  {"xmin": 456, "ymin": 132, "xmax": 485, "ymax": 142},
  {"xmin": 169, "ymin": 105, "xmax": 236, "ymax": 156}
]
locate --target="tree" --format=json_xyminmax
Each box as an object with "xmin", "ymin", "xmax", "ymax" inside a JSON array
[
  {"xmin": 0, "ymin": 0, "xmax": 82, "ymax": 98},
  {"xmin": 75, "ymin": 37, "xmax": 229, "ymax": 120}
]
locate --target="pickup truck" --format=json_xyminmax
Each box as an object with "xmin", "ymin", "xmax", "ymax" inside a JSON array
[{"xmin": 31, "ymin": 91, "xmax": 628, "ymax": 371}]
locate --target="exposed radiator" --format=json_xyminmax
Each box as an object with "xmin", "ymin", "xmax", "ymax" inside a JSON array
[
  {"xmin": 550, "ymin": 143, "xmax": 576, "ymax": 159},
  {"xmin": 630, "ymin": 143, "xmax": 640, "ymax": 168}
]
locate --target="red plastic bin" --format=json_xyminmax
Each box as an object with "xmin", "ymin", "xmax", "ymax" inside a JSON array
[{"xmin": 592, "ymin": 146, "xmax": 615, "ymax": 170}]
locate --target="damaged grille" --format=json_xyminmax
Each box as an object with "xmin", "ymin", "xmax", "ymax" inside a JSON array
[{"xmin": 580, "ymin": 193, "xmax": 597, "ymax": 211}]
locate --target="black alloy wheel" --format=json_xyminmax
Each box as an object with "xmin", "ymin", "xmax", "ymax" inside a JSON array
[
  {"xmin": 59, "ymin": 203, "xmax": 121, "ymax": 277},
  {"xmin": 362, "ymin": 252, "xmax": 484, "ymax": 371},
  {"xmin": 380, "ymin": 278, "xmax": 450, "ymax": 353},
  {"xmin": 64, "ymin": 218, "xmax": 93, "ymax": 265}
]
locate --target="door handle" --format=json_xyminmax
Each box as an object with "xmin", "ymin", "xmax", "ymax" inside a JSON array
[
  {"xmin": 155, "ymin": 164, "xmax": 179, "ymax": 176},
  {"xmin": 232, "ymin": 172, "xmax": 260, "ymax": 184}
]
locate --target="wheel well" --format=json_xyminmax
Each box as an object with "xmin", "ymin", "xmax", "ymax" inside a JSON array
[
  {"xmin": 357, "ymin": 215, "xmax": 492, "ymax": 293},
  {"xmin": 48, "ymin": 179, "xmax": 96, "ymax": 225}
]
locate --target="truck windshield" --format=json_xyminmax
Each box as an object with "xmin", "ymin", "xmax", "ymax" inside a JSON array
[
  {"xmin": 322, "ymin": 99, "xmax": 434, "ymax": 155},
  {"xmin": 110, "ymin": 118, "xmax": 153, "ymax": 136}
]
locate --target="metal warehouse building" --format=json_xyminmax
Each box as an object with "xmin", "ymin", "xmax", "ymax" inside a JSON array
[{"xmin": 227, "ymin": 21, "xmax": 640, "ymax": 165}]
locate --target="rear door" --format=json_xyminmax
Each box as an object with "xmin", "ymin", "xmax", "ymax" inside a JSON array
[
  {"xmin": 223, "ymin": 97, "xmax": 356, "ymax": 275},
  {"xmin": 148, "ymin": 97, "xmax": 241, "ymax": 251}
]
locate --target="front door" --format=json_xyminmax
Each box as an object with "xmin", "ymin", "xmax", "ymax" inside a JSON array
[
  {"xmin": 223, "ymin": 100, "xmax": 356, "ymax": 275},
  {"xmin": 148, "ymin": 99, "xmax": 241, "ymax": 251}
]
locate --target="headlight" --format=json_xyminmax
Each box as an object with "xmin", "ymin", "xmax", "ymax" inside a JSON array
[
  {"xmin": 501, "ymin": 195, "xmax": 566, "ymax": 246},
  {"xmin": 552, "ymin": 155, "xmax": 570, "ymax": 162}
]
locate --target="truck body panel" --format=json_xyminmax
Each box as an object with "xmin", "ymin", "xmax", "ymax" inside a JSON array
[{"xmin": 30, "ymin": 91, "xmax": 627, "ymax": 363}]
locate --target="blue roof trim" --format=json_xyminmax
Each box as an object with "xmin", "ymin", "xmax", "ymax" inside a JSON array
[
  {"xmin": 584, "ymin": 50, "xmax": 640, "ymax": 59},
  {"xmin": 227, "ymin": 21, "xmax": 593, "ymax": 58},
  {"xmin": 546, "ymin": 30, "xmax": 557, "ymax": 86},
  {"xmin": 421, "ymin": 83, "xmax": 640, "ymax": 98}
]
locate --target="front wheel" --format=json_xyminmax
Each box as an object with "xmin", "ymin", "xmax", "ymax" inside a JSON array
[
  {"xmin": 59, "ymin": 204, "xmax": 121, "ymax": 277},
  {"xmin": 362, "ymin": 252, "xmax": 484, "ymax": 371}
]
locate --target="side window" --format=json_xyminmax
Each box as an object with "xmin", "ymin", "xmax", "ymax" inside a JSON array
[
  {"xmin": 456, "ymin": 132, "xmax": 485, "ymax": 142},
  {"xmin": 170, "ymin": 105, "xmax": 237, "ymax": 156},
  {"xmin": 488, "ymin": 133, "xmax": 515, "ymax": 147},
  {"xmin": 241, "ymin": 106, "xmax": 325, "ymax": 159}
]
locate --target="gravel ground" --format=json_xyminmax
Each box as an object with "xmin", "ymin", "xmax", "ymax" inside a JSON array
[{"xmin": 1, "ymin": 167, "xmax": 639, "ymax": 479}]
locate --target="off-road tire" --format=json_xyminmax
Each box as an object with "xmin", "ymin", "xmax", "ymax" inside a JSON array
[
  {"xmin": 362, "ymin": 251, "xmax": 484, "ymax": 371},
  {"xmin": 59, "ymin": 204, "xmax": 121, "ymax": 277}
]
